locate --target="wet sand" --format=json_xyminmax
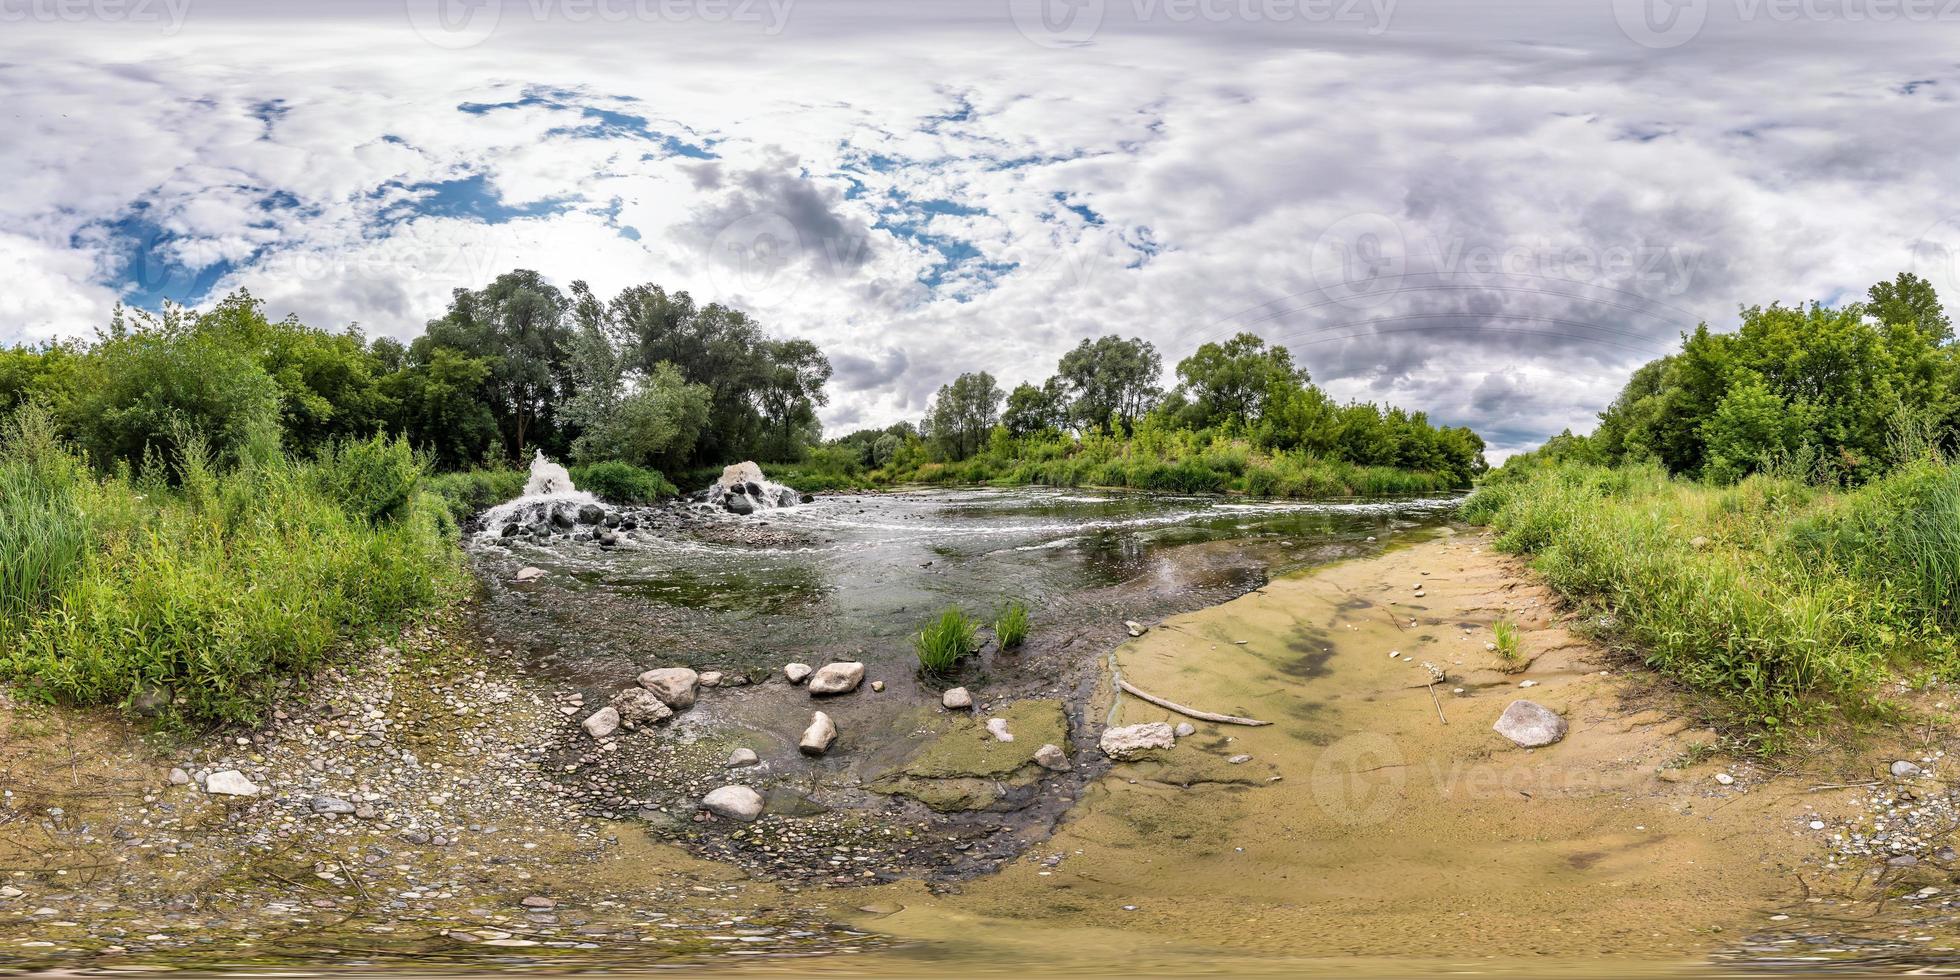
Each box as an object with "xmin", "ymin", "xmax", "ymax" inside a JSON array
[{"xmin": 846, "ymin": 527, "xmax": 1831, "ymax": 971}]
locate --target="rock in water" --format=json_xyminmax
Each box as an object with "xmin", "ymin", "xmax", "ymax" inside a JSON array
[
  {"xmin": 205, "ymin": 770, "xmax": 259, "ymax": 797},
  {"xmin": 800, "ymin": 711, "xmax": 838, "ymax": 755},
  {"xmin": 724, "ymin": 493, "xmax": 756, "ymax": 516},
  {"xmin": 986, "ymin": 717, "xmax": 1015, "ymax": 742},
  {"xmin": 610, "ymin": 688, "xmax": 672, "ymax": 728},
  {"xmin": 581, "ymin": 706, "xmax": 621, "ymax": 739},
  {"xmin": 808, "ymin": 662, "xmax": 865, "ymax": 696},
  {"xmin": 1034, "ymin": 743, "xmax": 1072, "ymax": 771},
  {"xmin": 1492, "ymin": 700, "xmax": 1567, "ymax": 747},
  {"xmin": 576, "ymin": 503, "xmax": 605, "ymax": 524},
  {"xmin": 1099, "ymin": 722, "xmax": 1176, "ymax": 761},
  {"xmin": 942, "ymin": 687, "xmax": 973, "ymax": 710},
  {"xmin": 1173, "ymin": 722, "xmax": 1196, "ymax": 738},
  {"xmin": 727, "ymin": 748, "xmax": 760, "ymax": 768},
  {"xmin": 701, "ymin": 785, "xmax": 764, "ymax": 823},
  {"xmin": 638, "ymin": 668, "xmax": 700, "ymax": 709},
  {"xmin": 784, "ymin": 663, "xmax": 813, "ymax": 685},
  {"xmin": 515, "ymin": 566, "xmax": 546, "ymax": 582}
]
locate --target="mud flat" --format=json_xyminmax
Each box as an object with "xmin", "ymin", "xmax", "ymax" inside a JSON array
[{"xmin": 849, "ymin": 527, "xmax": 1939, "ymax": 973}]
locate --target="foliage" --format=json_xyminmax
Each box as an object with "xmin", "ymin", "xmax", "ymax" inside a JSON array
[
  {"xmin": 1056, "ymin": 335, "xmax": 1163, "ymax": 434},
  {"xmin": 310, "ymin": 433, "xmax": 425, "ymax": 525},
  {"xmin": 1492, "ymin": 619, "xmax": 1522, "ymax": 669},
  {"xmin": 914, "ymin": 607, "xmax": 981, "ymax": 676},
  {"xmin": 0, "ymin": 404, "xmax": 460, "ymax": 726},
  {"xmin": 417, "ymin": 270, "xmax": 573, "ymax": 461},
  {"xmin": 1462, "ymin": 457, "xmax": 1960, "ymax": 746},
  {"xmin": 994, "ymin": 601, "xmax": 1031, "ymax": 650},
  {"xmin": 571, "ymin": 460, "xmax": 678, "ymax": 505},
  {"xmin": 424, "ymin": 468, "xmax": 528, "ymax": 524},
  {"xmin": 1167, "ymin": 331, "xmax": 1308, "ymax": 430},
  {"xmin": 925, "ymin": 372, "xmax": 1004, "ymax": 461}
]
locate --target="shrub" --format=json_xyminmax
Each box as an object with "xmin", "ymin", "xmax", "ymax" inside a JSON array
[
  {"xmin": 995, "ymin": 601, "xmax": 1031, "ymax": 650},
  {"xmin": 915, "ymin": 607, "xmax": 980, "ymax": 676},
  {"xmin": 424, "ymin": 468, "xmax": 527, "ymax": 523},
  {"xmin": 0, "ymin": 403, "xmax": 90, "ymax": 623},
  {"xmin": 311, "ymin": 433, "xmax": 425, "ymax": 525},
  {"xmin": 572, "ymin": 460, "xmax": 677, "ymax": 505}
]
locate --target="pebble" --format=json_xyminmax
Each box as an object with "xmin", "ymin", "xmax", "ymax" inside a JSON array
[
  {"xmin": 784, "ymin": 662, "xmax": 813, "ymax": 685},
  {"xmin": 942, "ymin": 687, "xmax": 973, "ymax": 710},
  {"xmin": 1173, "ymin": 722, "xmax": 1195, "ymax": 738},
  {"xmin": 727, "ymin": 748, "xmax": 760, "ymax": 768},
  {"xmin": 1892, "ymin": 760, "xmax": 1923, "ymax": 779},
  {"xmin": 1034, "ymin": 744, "xmax": 1071, "ymax": 771},
  {"xmin": 204, "ymin": 770, "xmax": 259, "ymax": 797},
  {"xmin": 985, "ymin": 718, "xmax": 1015, "ymax": 743},
  {"xmin": 1715, "ymin": 773, "xmax": 1735, "ymax": 786},
  {"xmin": 581, "ymin": 706, "xmax": 621, "ymax": 739},
  {"xmin": 1228, "ymin": 754, "xmax": 1252, "ymax": 764},
  {"xmin": 800, "ymin": 711, "xmax": 838, "ymax": 755}
]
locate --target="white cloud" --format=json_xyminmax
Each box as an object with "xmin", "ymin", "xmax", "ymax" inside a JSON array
[{"xmin": 0, "ymin": 5, "xmax": 1954, "ymax": 452}]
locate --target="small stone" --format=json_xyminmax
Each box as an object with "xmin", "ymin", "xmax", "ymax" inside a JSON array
[
  {"xmin": 1125, "ymin": 620, "xmax": 1146, "ymax": 637},
  {"xmin": 942, "ymin": 687, "xmax": 973, "ymax": 710},
  {"xmin": 1891, "ymin": 760, "xmax": 1923, "ymax": 779},
  {"xmin": 808, "ymin": 661, "xmax": 865, "ymax": 695},
  {"xmin": 581, "ymin": 706, "xmax": 621, "ymax": 739},
  {"xmin": 520, "ymin": 895, "xmax": 556, "ymax": 909},
  {"xmin": 698, "ymin": 671, "xmax": 724, "ymax": 688},
  {"xmin": 871, "ymin": 680, "xmax": 885, "ymax": 692},
  {"xmin": 1492, "ymin": 700, "xmax": 1566, "ymax": 748},
  {"xmin": 800, "ymin": 711, "xmax": 838, "ymax": 755},
  {"xmin": 1808, "ymin": 820, "xmax": 1826, "ymax": 830},
  {"xmin": 1099, "ymin": 722, "xmax": 1176, "ymax": 761},
  {"xmin": 311, "ymin": 796, "xmax": 357, "ymax": 815},
  {"xmin": 204, "ymin": 770, "xmax": 259, "ymax": 797},
  {"xmin": 1715, "ymin": 773, "xmax": 1735, "ymax": 786},
  {"xmin": 701, "ymin": 785, "xmax": 765, "ymax": 823},
  {"xmin": 637, "ymin": 667, "xmax": 700, "ymax": 709},
  {"xmin": 1518, "ymin": 679, "xmax": 1538, "ymax": 688},
  {"xmin": 515, "ymin": 566, "xmax": 546, "ymax": 582},
  {"xmin": 784, "ymin": 663, "xmax": 813, "ymax": 685},
  {"xmin": 986, "ymin": 717, "xmax": 1014, "ymax": 742},
  {"xmin": 1034, "ymin": 744, "xmax": 1071, "ymax": 771},
  {"xmin": 1228, "ymin": 754, "xmax": 1252, "ymax": 764},
  {"xmin": 727, "ymin": 748, "xmax": 760, "ymax": 768},
  {"xmin": 1888, "ymin": 854, "xmax": 1920, "ymax": 867},
  {"xmin": 167, "ymin": 768, "xmax": 191, "ymax": 786},
  {"xmin": 1173, "ymin": 722, "xmax": 1195, "ymax": 738},
  {"xmin": 0, "ymin": 886, "xmax": 23, "ymax": 899}
]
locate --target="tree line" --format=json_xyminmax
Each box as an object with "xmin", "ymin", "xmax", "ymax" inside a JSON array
[{"xmin": 1521, "ymin": 272, "xmax": 1957, "ymax": 484}]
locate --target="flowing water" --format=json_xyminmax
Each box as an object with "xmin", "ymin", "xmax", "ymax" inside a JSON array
[{"xmin": 465, "ymin": 486, "xmax": 1463, "ymax": 689}]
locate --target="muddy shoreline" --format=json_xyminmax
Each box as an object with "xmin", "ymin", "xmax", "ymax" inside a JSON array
[{"xmin": 3, "ymin": 521, "xmax": 1957, "ymax": 975}]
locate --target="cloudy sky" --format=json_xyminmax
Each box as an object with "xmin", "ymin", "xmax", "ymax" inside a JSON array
[{"xmin": 3, "ymin": 0, "xmax": 1957, "ymax": 458}]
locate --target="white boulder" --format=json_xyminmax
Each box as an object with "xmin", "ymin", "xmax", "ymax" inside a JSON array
[
  {"xmin": 808, "ymin": 661, "xmax": 865, "ymax": 696},
  {"xmin": 204, "ymin": 770, "xmax": 259, "ymax": 797},
  {"xmin": 701, "ymin": 785, "xmax": 764, "ymax": 823},
  {"xmin": 638, "ymin": 667, "xmax": 700, "ymax": 709},
  {"xmin": 800, "ymin": 711, "xmax": 838, "ymax": 755},
  {"xmin": 942, "ymin": 687, "xmax": 973, "ymax": 710},
  {"xmin": 784, "ymin": 663, "xmax": 813, "ymax": 685},
  {"xmin": 1492, "ymin": 699, "xmax": 1567, "ymax": 748},
  {"xmin": 581, "ymin": 706, "xmax": 621, "ymax": 739},
  {"xmin": 1099, "ymin": 722, "xmax": 1176, "ymax": 761}
]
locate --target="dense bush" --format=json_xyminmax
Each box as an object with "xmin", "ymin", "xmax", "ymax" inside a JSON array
[
  {"xmin": 423, "ymin": 468, "xmax": 528, "ymax": 523},
  {"xmin": 0, "ymin": 406, "xmax": 460, "ymax": 725},
  {"xmin": 571, "ymin": 460, "xmax": 678, "ymax": 505},
  {"xmin": 311, "ymin": 433, "xmax": 424, "ymax": 525}
]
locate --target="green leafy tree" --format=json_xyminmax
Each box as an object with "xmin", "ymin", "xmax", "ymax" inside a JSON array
[
  {"xmin": 1172, "ymin": 332, "xmax": 1308, "ymax": 429},
  {"xmin": 1002, "ymin": 378, "xmax": 1068, "ymax": 436},
  {"xmin": 1868, "ymin": 271, "xmax": 1952, "ymax": 345},
  {"xmin": 926, "ymin": 372, "xmax": 1004, "ymax": 460},
  {"xmin": 418, "ymin": 269, "xmax": 572, "ymax": 460},
  {"xmin": 380, "ymin": 348, "xmax": 502, "ymax": 470},
  {"xmin": 1056, "ymin": 336, "xmax": 1162, "ymax": 434}
]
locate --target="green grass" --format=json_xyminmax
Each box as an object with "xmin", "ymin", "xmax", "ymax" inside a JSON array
[
  {"xmin": 915, "ymin": 607, "xmax": 981, "ymax": 677},
  {"xmin": 1492, "ymin": 619, "xmax": 1522, "ymax": 669},
  {"xmin": 0, "ymin": 407, "xmax": 461, "ymax": 727},
  {"xmin": 884, "ymin": 446, "xmax": 1460, "ymax": 498},
  {"xmin": 1462, "ymin": 458, "xmax": 1960, "ymax": 747},
  {"xmin": 994, "ymin": 600, "xmax": 1031, "ymax": 650}
]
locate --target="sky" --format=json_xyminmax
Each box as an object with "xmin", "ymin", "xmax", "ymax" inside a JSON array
[{"xmin": 3, "ymin": 0, "xmax": 1958, "ymax": 460}]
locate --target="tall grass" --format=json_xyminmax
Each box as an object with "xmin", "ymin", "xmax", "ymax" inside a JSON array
[
  {"xmin": 915, "ymin": 607, "xmax": 980, "ymax": 677},
  {"xmin": 994, "ymin": 601, "xmax": 1031, "ymax": 650},
  {"xmin": 1492, "ymin": 619, "xmax": 1522, "ymax": 669},
  {"xmin": 0, "ymin": 409, "xmax": 461, "ymax": 726},
  {"xmin": 884, "ymin": 443, "xmax": 1459, "ymax": 499},
  {"xmin": 1462, "ymin": 459, "xmax": 1960, "ymax": 744}
]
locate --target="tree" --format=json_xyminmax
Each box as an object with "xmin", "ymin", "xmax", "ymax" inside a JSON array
[
  {"xmin": 1172, "ymin": 332, "xmax": 1307, "ymax": 429},
  {"xmin": 418, "ymin": 269, "xmax": 572, "ymax": 460},
  {"xmin": 1056, "ymin": 335, "xmax": 1162, "ymax": 434},
  {"xmin": 1002, "ymin": 378, "xmax": 1068, "ymax": 436},
  {"xmin": 1868, "ymin": 271, "xmax": 1952, "ymax": 345},
  {"xmin": 754, "ymin": 338, "xmax": 832, "ymax": 460},
  {"xmin": 926, "ymin": 372, "xmax": 1003, "ymax": 460},
  {"xmin": 380, "ymin": 348, "xmax": 501, "ymax": 470}
]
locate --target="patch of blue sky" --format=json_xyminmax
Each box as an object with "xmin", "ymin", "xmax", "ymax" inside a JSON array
[
  {"xmin": 373, "ymin": 174, "xmax": 577, "ymax": 226},
  {"xmin": 77, "ymin": 189, "xmax": 310, "ymax": 310},
  {"xmin": 458, "ymin": 88, "xmax": 716, "ymax": 159}
]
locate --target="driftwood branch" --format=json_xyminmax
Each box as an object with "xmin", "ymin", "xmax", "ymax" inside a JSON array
[{"xmin": 1117, "ymin": 679, "xmax": 1271, "ymax": 726}]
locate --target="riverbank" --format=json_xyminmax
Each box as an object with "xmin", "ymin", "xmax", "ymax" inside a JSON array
[{"xmin": 2, "ymin": 527, "xmax": 1953, "ymax": 974}]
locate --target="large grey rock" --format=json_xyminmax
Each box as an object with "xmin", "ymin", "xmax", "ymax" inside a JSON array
[
  {"xmin": 784, "ymin": 663, "xmax": 813, "ymax": 685},
  {"xmin": 581, "ymin": 706, "xmax": 621, "ymax": 739},
  {"xmin": 701, "ymin": 785, "xmax": 764, "ymax": 823},
  {"xmin": 724, "ymin": 493, "xmax": 756, "ymax": 516},
  {"xmin": 808, "ymin": 661, "xmax": 865, "ymax": 696},
  {"xmin": 942, "ymin": 687, "xmax": 973, "ymax": 710},
  {"xmin": 638, "ymin": 667, "xmax": 700, "ymax": 709},
  {"xmin": 1099, "ymin": 722, "xmax": 1176, "ymax": 761},
  {"xmin": 1493, "ymin": 699, "xmax": 1567, "ymax": 747},
  {"xmin": 205, "ymin": 770, "xmax": 259, "ymax": 797},
  {"xmin": 610, "ymin": 688, "xmax": 672, "ymax": 728},
  {"xmin": 1892, "ymin": 760, "xmax": 1924, "ymax": 779},
  {"xmin": 800, "ymin": 711, "xmax": 838, "ymax": 755},
  {"xmin": 726, "ymin": 748, "xmax": 760, "ymax": 768},
  {"xmin": 1034, "ymin": 743, "xmax": 1071, "ymax": 771}
]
